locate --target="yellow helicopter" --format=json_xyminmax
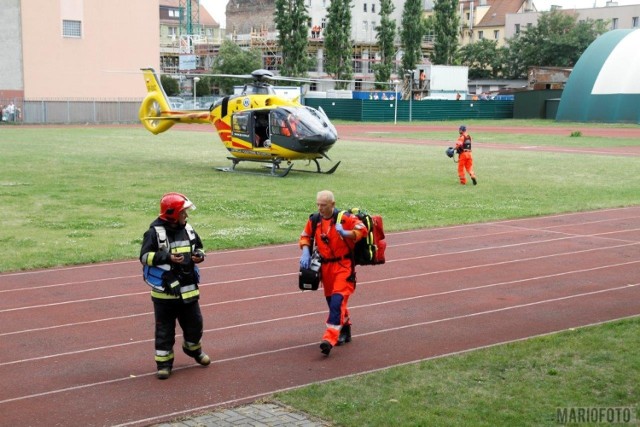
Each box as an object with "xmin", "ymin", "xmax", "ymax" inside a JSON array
[{"xmin": 138, "ymin": 68, "xmax": 340, "ymax": 177}]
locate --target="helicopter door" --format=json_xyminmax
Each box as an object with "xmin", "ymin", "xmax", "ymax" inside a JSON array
[{"xmin": 253, "ymin": 111, "xmax": 270, "ymax": 148}]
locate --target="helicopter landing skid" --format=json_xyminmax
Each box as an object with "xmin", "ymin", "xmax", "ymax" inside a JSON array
[
  {"xmin": 281, "ymin": 159, "xmax": 342, "ymax": 175},
  {"xmin": 216, "ymin": 158, "xmax": 294, "ymax": 177}
]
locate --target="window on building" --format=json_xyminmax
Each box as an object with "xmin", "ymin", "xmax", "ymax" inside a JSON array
[
  {"xmin": 478, "ymin": 30, "xmax": 484, "ymax": 39},
  {"xmin": 353, "ymin": 54, "xmax": 362, "ymax": 73},
  {"xmin": 363, "ymin": 3, "xmax": 367, "ymax": 12},
  {"xmin": 424, "ymin": 30, "xmax": 435, "ymax": 43},
  {"xmin": 515, "ymin": 23, "xmax": 520, "ymax": 34},
  {"xmin": 321, "ymin": 17, "xmax": 327, "ymax": 29},
  {"xmin": 633, "ymin": 17, "xmax": 639, "ymax": 28},
  {"xmin": 494, "ymin": 30, "xmax": 499, "ymax": 39},
  {"xmin": 169, "ymin": 9, "xmax": 180, "ymax": 18},
  {"xmin": 612, "ymin": 18, "xmax": 618, "ymax": 29},
  {"xmin": 62, "ymin": 20, "xmax": 82, "ymax": 38},
  {"xmin": 372, "ymin": 3, "xmax": 375, "ymax": 13}
]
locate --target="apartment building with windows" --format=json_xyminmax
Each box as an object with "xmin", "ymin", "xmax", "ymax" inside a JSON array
[
  {"xmin": 159, "ymin": 0, "xmax": 222, "ymax": 74},
  {"xmin": 458, "ymin": 0, "xmax": 536, "ymax": 47},
  {"xmin": 505, "ymin": 2, "xmax": 640, "ymax": 39},
  {"xmin": 0, "ymin": 0, "xmax": 158, "ymax": 100}
]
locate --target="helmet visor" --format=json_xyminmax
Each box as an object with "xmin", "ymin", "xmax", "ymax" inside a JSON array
[{"xmin": 182, "ymin": 199, "xmax": 196, "ymax": 212}]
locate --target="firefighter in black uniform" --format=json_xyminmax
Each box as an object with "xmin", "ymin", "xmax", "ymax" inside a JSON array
[{"xmin": 140, "ymin": 192, "xmax": 210, "ymax": 379}]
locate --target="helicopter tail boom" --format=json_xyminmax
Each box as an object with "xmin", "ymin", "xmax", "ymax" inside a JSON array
[{"xmin": 138, "ymin": 68, "xmax": 210, "ymax": 135}]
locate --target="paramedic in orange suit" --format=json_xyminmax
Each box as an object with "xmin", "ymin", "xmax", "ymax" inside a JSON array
[
  {"xmin": 299, "ymin": 190, "xmax": 367, "ymax": 356},
  {"xmin": 455, "ymin": 125, "xmax": 477, "ymax": 185}
]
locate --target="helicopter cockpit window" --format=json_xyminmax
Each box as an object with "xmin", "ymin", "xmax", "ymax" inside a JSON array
[{"xmin": 270, "ymin": 107, "xmax": 329, "ymax": 139}]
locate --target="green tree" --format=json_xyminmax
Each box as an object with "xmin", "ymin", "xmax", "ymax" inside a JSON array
[
  {"xmin": 458, "ymin": 39, "xmax": 505, "ymax": 79},
  {"xmin": 400, "ymin": 0, "xmax": 426, "ymax": 73},
  {"xmin": 372, "ymin": 0, "xmax": 396, "ymax": 89},
  {"xmin": 274, "ymin": 0, "xmax": 312, "ymax": 77},
  {"xmin": 195, "ymin": 76, "xmax": 211, "ymax": 97},
  {"xmin": 503, "ymin": 10, "xmax": 608, "ymax": 79},
  {"xmin": 210, "ymin": 40, "xmax": 263, "ymax": 94},
  {"xmin": 160, "ymin": 74, "xmax": 179, "ymax": 96},
  {"xmin": 324, "ymin": 0, "xmax": 354, "ymax": 89},
  {"xmin": 431, "ymin": 0, "xmax": 459, "ymax": 65}
]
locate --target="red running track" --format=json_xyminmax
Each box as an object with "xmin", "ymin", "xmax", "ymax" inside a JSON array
[{"xmin": 1, "ymin": 207, "xmax": 639, "ymax": 426}]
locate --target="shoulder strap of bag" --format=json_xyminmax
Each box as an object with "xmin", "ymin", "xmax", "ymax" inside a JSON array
[{"xmin": 153, "ymin": 225, "xmax": 168, "ymax": 250}]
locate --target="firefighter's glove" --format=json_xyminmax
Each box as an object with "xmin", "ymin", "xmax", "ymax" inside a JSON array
[
  {"xmin": 335, "ymin": 223, "xmax": 350, "ymax": 238},
  {"xmin": 300, "ymin": 246, "xmax": 311, "ymax": 269},
  {"xmin": 164, "ymin": 280, "xmax": 181, "ymax": 296},
  {"xmin": 192, "ymin": 250, "xmax": 205, "ymax": 264}
]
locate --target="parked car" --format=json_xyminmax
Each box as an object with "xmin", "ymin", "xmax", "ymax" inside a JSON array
[{"xmin": 168, "ymin": 97, "xmax": 184, "ymax": 109}]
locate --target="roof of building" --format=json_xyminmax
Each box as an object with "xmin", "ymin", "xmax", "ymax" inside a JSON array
[
  {"xmin": 159, "ymin": 0, "xmax": 218, "ymax": 27},
  {"xmin": 474, "ymin": 0, "xmax": 528, "ymax": 27}
]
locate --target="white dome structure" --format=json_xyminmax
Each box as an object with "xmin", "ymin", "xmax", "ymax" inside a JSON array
[{"xmin": 556, "ymin": 29, "xmax": 640, "ymax": 123}]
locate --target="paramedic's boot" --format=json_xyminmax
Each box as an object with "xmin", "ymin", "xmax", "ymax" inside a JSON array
[
  {"xmin": 337, "ymin": 324, "xmax": 351, "ymax": 346},
  {"xmin": 472, "ymin": 177, "xmax": 477, "ymax": 185},
  {"xmin": 157, "ymin": 366, "xmax": 172, "ymax": 380},
  {"xmin": 195, "ymin": 352, "xmax": 211, "ymax": 366},
  {"xmin": 320, "ymin": 340, "xmax": 333, "ymax": 356}
]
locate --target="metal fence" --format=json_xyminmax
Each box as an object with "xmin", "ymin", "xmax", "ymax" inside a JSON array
[{"xmin": 1, "ymin": 98, "xmax": 142, "ymax": 125}]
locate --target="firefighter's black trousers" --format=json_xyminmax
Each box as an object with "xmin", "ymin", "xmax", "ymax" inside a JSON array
[{"xmin": 152, "ymin": 298, "xmax": 204, "ymax": 368}]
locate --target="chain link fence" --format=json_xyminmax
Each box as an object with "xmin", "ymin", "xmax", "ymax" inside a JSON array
[{"xmin": 1, "ymin": 98, "xmax": 142, "ymax": 125}]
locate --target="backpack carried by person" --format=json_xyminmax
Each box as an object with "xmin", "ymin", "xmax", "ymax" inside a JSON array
[
  {"xmin": 310, "ymin": 208, "xmax": 386, "ymax": 266},
  {"xmin": 456, "ymin": 134, "xmax": 472, "ymax": 154}
]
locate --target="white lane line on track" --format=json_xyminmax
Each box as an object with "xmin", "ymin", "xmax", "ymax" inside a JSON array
[
  {"xmin": 3, "ymin": 255, "xmax": 640, "ymax": 338},
  {"xmin": 1, "ymin": 206, "xmax": 637, "ymax": 278},
  {"xmin": 1, "ymin": 238, "xmax": 638, "ymax": 317},
  {"xmin": 113, "ymin": 311, "xmax": 640, "ymax": 427},
  {"xmin": 1, "ymin": 238, "xmax": 638, "ymax": 314},
  {"xmin": 2, "ymin": 224, "xmax": 638, "ymax": 296},
  {"xmin": 1, "ymin": 283, "xmax": 637, "ymax": 407},
  {"xmin": 1, "ymin": 259, "xmax": 638, "ymax": 364}
]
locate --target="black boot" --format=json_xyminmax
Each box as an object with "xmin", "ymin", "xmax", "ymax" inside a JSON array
[
  {"xmin": 337, "ymin": 324, "xmax": 351, "ymax": 346},
  {"xmin": 320, "ymin": 340, "xmax": 333, "ymax": 355}
]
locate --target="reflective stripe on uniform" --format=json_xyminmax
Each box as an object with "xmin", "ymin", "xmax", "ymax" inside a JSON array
[
  {"xmin": 155, "ymin": 350, "xmax": 174, "ymax": 362},
  {"xmin": 150, "ymin": 289, "xmax": 180, "ymax": 299},
  {"xmin": 180, "ymin": 285, "xmax": 199, "ymax": 301},
  {"xmin": 183, "ymin": 340, "xmax": 202, "ymax": 351},
  {"xmin": 171, "ymin": 246, "xmax": 191, "ymax": 254}
]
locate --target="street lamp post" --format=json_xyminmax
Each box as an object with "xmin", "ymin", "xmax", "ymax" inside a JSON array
[
  {"xmin": 193, "ymin": 77, "xmax": 200, "ymax": 108},
  {"xmin": 393, "ymin": 80, "xmax": 399, "ymax": 124}
]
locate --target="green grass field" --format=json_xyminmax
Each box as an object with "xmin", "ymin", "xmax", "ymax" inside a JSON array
[
  {"xmin": 1, "ymin": 121, "xmax": 639, "ymax": 425},
  {"xmin": 1, "ymin": 123, "xmax": 638, "ymax": 272}
]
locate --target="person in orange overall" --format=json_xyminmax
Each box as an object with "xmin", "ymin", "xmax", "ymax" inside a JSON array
[
  {"xmin": 299, "ymin": 190, "xmax": 368, "ymax": 356},
  {"xmin": 455, "ymin": 125, "xmax": 477, "ymax": 185}
]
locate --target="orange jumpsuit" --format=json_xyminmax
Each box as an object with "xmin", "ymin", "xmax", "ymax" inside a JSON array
[
  {"xmin": 455, "ymin": 131, "xmax": 476, "ymax": 185},
  {"xmin": 299, "ymin": 210, "xmax": 367, "ymax": 346}
]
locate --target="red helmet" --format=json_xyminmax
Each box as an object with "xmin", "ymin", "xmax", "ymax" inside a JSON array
[{"xmin": 159, "ymin": 192, "xmax": 195, "ymax": 223}]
